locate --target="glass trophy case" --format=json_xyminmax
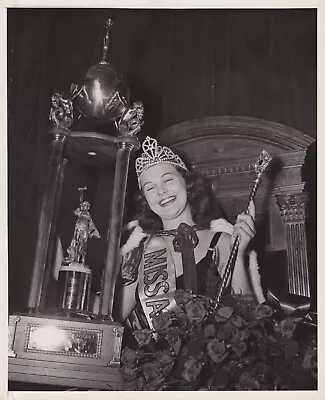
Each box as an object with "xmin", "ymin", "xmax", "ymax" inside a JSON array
[{"xmin": 8, "ymin": 19, "xmax": 143, "ymax": 390}]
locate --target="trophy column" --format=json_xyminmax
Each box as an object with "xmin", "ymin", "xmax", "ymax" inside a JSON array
[
  {"xmin": 28, "ymin": 131, "xmax": 68, "ymax": 313},
  {"xmin": 100, "ymin": 136, "xmax": 140, "ymax": 319}
]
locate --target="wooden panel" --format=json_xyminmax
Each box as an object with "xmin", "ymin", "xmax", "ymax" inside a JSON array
[
  {"xmin": 9, "ymin": 357, "xmax": 121, "ymax": 390},
  {"xmin": 8, "ymin": 372, "xmax": 116, "ymax": 390}
]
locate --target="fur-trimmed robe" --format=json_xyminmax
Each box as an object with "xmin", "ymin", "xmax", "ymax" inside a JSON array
[{"xmin": 120, "ymin": 219, "xmax": 265, "ymax": 304}]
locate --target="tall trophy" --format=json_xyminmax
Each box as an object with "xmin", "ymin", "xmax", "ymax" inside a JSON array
[{"xmin": 8, "ymin": 19, "xmax": 143, "ymax": 390}]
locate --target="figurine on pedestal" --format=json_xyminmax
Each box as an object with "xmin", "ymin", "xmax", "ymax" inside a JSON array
[
  {"xmin": 58, "ymin": 187, "xmax": 100, "ymax": 313},
  {"xmin": 64, "ymin": 187, "xmax": 100, "ymax": 266}
]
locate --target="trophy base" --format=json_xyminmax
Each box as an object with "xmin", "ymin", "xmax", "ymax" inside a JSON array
[
  {"xmin": 45, "ymin": 307, "xmax": 97, "ymax": 320},
  {"xmin": 58, "ymin": 263, "xmax": 92, "ymax": 311},
  {"xmin": 8, "ymin": 312, "xmax": 123, "ymax": 390}
]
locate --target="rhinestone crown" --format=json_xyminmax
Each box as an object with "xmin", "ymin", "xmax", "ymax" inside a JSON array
[{"xmin": 135, "ymin": 136, "xmax": 188, "ymax": 179}]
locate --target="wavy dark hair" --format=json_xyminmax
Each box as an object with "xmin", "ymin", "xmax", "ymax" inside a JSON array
[{"xmin": 134, "ymin": 166, "xmax": 223, "ymax": 233}]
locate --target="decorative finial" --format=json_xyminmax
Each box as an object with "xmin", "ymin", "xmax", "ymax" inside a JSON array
[
  {"xmin": 254, "ymin": 150, "xmax": 272, "ymax": 178},
  {"xmin": 102, "ymin": 18, "xmax": 114, "ymax": 62}
]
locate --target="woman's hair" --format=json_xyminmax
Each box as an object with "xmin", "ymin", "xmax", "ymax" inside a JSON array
[{"xmin": 134, "ymin": 166, "xmax": 222, "ymax": 233}]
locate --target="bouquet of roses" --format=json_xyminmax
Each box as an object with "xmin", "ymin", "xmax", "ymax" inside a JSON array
[{"xmin": 120, "ymin": 290, "xmax": 317, "ymax": 391}]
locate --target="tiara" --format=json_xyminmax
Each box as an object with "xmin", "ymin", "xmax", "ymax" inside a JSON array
[{"xmin": 135, "ymin": 136, "xmax": 188, "ymax": 178}]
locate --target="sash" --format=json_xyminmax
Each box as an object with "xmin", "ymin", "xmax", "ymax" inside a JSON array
[{"xmin": 138, "ymin": 235, "xmax": 179, "ymax": 329}]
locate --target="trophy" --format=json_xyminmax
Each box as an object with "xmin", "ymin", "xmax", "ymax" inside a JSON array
[{"xmin": 8, "ymin": 18, "xmax": 143, "ymax": 390}]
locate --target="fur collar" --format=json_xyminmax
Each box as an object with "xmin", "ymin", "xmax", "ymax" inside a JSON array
[
  {"xmin": 120, "ymin": 221, "xmax": 147, "ymax": 257},
  {"xmin": 120, "ymin": 218, "xmax": 232, "ymax": 257}
]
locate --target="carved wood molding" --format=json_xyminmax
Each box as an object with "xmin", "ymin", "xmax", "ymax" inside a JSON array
[
  {"xmin": 195, "ymin": 150, "xmax": 307, "ymax": 175},
  {"xmin": 157, "ymin": 116, "xmax": 314, "ymax": 197},
  {"xmin": 158, "ymin": 116, "xmax": 314, "ymax": 152}
]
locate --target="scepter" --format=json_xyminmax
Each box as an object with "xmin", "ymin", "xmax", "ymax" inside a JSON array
[{"xmin": 215, "ymin": 150, "xmax": 272, "ymax": 304}]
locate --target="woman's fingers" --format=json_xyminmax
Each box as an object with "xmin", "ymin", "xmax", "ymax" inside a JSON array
[
  {"xmin": 248, "ymin": 200, "xmax": 255, "ymax": 220},
  {"xmin": 236, "ymin": 213, "xmax": 255, "ymax": 233},
  {"xmin": 233, "ymin": 220, "xmax": 255, "ymax": 238},
  {"xmin": 231, "ymin": 227, "xmax": 253, "ymax": 248},
  {"xmin": 232, "ymin": 205, "xmax": 256, "ymax": 250},
  {"xmin": 230, "ymin": 202, "xmax": 257, "ymax": 250}
]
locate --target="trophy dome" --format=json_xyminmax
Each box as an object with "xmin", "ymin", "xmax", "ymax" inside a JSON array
[{"xmin": 73, "ymin": 60, "xmax": 130, "ymax": 121}]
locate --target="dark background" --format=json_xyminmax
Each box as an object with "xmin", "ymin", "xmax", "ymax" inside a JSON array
[{"xmin": 8, "ymin": 8, "xmax": 317, "ymax": 314}]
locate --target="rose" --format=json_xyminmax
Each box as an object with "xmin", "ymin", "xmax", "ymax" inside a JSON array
[
  {"xmin": 216, "ymin": 325, "xmax": 227, "ymax": 341},
  {"xmin": 240, "ymin": 328, "xmax": 250, "ymax": 341},
  {"xmin": 142, "ymin": 362, "xmax": 164, "ymax": 383},
  {"xmin": 238, "ymin": 372, "xmax": 261, "ymax": 390},
  {"xmin": 156, "ymin": 350, "xmax": 174, "ymax": 374},
  {"xmin": 228, "ymin": 325, "xmax": 241, "ymax": 344},
  {"xmin": 168, "ymin": 310, "xmax": 189, "ymax": 330},
  {"xmin": 120, "ymin": 366, "xmax": 137, "ymax": 382},
  {"xmin": 311, "ymin": 356, "xmax": 317, "ymax": 379},
  {"xmin": 232, "ymin": 341, "xmax": 247, "ymax": 356},
  {"xmin": 145, "ymin": 376, "xmax": 165, "ymax": 391},
  {"xmin": 215, "ymin": 306, "xmax": 233, "ymax": 322},
  {"xmin": 185, "ymin": 299, "xmax": 206, "ymax": 323},
  {"xmin": 166, "ymin": 333, "xmax": 182, "ymax": 355},
  {"xmin": 302, "ymin": 349, "xmax": 316, "ymax": 369},
  {"xmin": 230, "ymin": 315, "xmax": 246, "ymax": 328},
  {"xmin": 274, "ymin": 318, "xmax": 297, "ymax": 338},
  {"xmin": 209, "ymin": 368, "xmax": 230, "ymax": 390},
  {"xmin": 121, "ymin": 347, "xmax": 137, "ymax": 368},
  {"xmin": 207, "ymin": 339, "xmax": 228, "ymax": 363},
  {"xmin": 254, "ymin": 303, "xmax": 273, "ymax": 320},
  {"xmin": 133, "ymin": 329, "xmax": 153, "ymax": 347},
  {"xmin": 152, "ymin": 311, "xmax": 173, "ymax": 332},
  {"xmin": 181, "ymin": 356, "xmax": 203, "ymax": 382},
  {"xmin": 216, "ymin": 321, "xmax": 240, "ymax": 343},
  {"xmin": 136, "ymin": 376, "xmax": 146, "ymax": 390},
  {"xmin": 280, "ymin": 318, "xmax": 296, "ymax": 338},
  {"xmin": 174, "ymin": 289, "xmax": 193, "ymax": 306},
  {"xmin": 302, "ymin": 348, "xmax": 317, "ymax": 379},
  {"xmin": 203, "ymin": 324, "xmax": 217, "ymax": 338}
]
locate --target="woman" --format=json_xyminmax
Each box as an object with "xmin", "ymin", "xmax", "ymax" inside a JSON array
[{"xmin": 115, "ymin": 136, "xmax": 265, "ymax": 330}]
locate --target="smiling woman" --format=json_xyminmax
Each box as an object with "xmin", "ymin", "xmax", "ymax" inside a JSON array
[
  {"xmin": 140, "ymin": 165, "xmax": 191, "ymax": 227},
  {"xmin": 112, "ymin": 136, "xmax": 265, "ymax": 330}
]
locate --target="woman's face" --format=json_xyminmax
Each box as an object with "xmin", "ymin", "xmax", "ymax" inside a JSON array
[{"xmin": 139, "ymin": 163, "xmax": 189, "ymax": 222}]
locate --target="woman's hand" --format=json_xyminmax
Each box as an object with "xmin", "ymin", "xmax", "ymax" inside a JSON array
[{"xmin": 231, "ymin": 201, "xmax": 256, "ymax": 253}]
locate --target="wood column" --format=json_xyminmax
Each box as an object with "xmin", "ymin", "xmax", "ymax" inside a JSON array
[{"xmin": 275, "ymin": 192, "xmax": 310, "ymax": 298}]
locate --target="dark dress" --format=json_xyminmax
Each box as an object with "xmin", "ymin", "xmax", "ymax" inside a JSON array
[{"xmin": 127, "ymin": 232, "xmax": 224, "ymax": 331}]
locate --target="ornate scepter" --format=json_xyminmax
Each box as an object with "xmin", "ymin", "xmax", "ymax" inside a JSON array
[{"xmin": 215, "ymin": 150, "xmax": 272, "ymax": 304}]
